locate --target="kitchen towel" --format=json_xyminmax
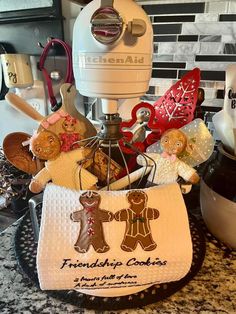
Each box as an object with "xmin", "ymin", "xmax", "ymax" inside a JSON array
[{"xmin": 37, "ymin": 183, "xmax": 192, "ymax": 295}]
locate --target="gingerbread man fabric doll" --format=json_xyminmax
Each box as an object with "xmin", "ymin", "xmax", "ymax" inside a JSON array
[
  {"xmin": 115, "ymin": 190, "xmax": 159, "ymax": 252},
  {"xmin": 59, "ymin": 115, "xmax": 80, "ymax": 152},
  {"xmin": 70, "ymin": 191, "xmax": 113, "ymax": 253},
  {"xmin": 137, "ymin": 129, "xmax": 200, "ymax": 187},
  {"xmin": 29, "ymin": 130, "xmax": 97, "ymax": 193}
]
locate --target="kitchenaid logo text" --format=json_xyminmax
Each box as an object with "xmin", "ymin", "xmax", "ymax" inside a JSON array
[
  {"xmin": 228, "ymin": 88, "xmax": 236, "ymax": 109},
  {"xmin": 79, "ymin": 55, "xmax": 145, "ymax": 65}
]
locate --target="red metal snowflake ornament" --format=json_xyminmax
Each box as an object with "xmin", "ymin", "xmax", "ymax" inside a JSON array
[{"xmin": 154, "ymin": 68, "xmax": 201, "ymax": 129}]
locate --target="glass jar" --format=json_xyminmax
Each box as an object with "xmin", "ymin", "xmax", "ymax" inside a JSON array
[{"xmin": 200, "ymin": 144, "xmax": 236, "ymax": 249}]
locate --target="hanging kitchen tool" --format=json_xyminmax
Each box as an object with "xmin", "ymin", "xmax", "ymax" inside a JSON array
[
  {"xmin": 60, "ymin": 83, "xmax": 97, "ymax": 138},
  {"xmin": 50, "ymin": 54, "xmax": 62, "ymax": 82},
  {"xmin": 38, "ymin": 38, "xmax": 74, "ymax": 112}
]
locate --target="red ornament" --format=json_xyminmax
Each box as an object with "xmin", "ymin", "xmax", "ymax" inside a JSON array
[{"xmin": 154, "ymin": 68, "xmax": 200, "ymax": 130}]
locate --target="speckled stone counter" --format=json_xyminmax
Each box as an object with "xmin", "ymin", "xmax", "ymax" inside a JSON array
[{"xmin": 0, "ymin": 220, "xmax": 235, "ymax": 314}]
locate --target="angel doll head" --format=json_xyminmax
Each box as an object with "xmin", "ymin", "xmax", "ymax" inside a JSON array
[{"xmin": 160, "ymin": 129, "xmax": 187, "ymax": 156}]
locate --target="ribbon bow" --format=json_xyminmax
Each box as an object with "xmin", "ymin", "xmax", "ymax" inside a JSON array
[
  {"xmin": 41, "ymin": 109, "xmax": 69, "ymax": 129},
  {"xmin": 161, "ymin": 151, "xmax": 176, "ymax": 162},
  {"xmin": 131, "ymin": 216, "xmax": 146, "ymax": 223},
  {"xmin": 86, "ymin": 207, "xmax": 96, "ymax": 214}
]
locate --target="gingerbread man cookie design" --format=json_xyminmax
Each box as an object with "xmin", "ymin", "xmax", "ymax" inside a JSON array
[
  {"xmin": 115, "ymin": 190, "xmax": 159, "ymax": 252},
  {"xmin": 71, "ymin": 191, "xmax": 113, "ymax": 253}
]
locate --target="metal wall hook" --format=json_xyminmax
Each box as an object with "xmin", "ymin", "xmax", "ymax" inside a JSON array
[
  {"xmin": 37, "ymin": 42, "xmax": 45, "ymax": 49},
  {"xmin": 38, "ymin": 37, "xmax": 55, "ymax": 50}
]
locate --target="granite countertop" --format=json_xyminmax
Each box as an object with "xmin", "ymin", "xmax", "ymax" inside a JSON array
[{"xmin": 0, "ymin": 218, "xmax": 235, "ymax": 314}]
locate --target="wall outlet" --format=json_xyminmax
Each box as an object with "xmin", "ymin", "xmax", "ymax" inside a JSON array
[{"xmin": 27, "ymin": 98, "xmax": 47, "ymax": 117}]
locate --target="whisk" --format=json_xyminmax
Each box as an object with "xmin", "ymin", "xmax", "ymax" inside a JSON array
[{"xmin": 75, "ymin": 111, "xmax": 157, "ymax": 191}]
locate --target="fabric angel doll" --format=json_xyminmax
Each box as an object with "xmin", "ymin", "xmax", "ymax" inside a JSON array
[
  {"xmin": 137, "ymin": 128, "xmax": 200, "ymax": 187},
  {"xmin": 29, "ymin": 130, "xmax": 97, "ymax": 193}
]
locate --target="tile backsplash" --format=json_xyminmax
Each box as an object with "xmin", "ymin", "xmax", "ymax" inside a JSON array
[{"xmin": 138, "ymin": 0, "xmax": 236, "ymax": 107}]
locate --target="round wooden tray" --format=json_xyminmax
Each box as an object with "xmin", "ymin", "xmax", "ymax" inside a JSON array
[{"xmin": 14, "ymin": 204, "xmax": 206, "ymax": 310}]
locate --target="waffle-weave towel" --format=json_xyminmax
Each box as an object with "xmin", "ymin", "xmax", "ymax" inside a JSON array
[{"xmin": 37, "ymin": 183, "xmax": 192, "ymax": 293}]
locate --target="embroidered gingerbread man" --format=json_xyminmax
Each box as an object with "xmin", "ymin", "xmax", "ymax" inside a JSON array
[
  {"xmin": 60, "ymin": 115, "xmax": 80, "ymax": 152},
  {"xmin": 71, "ymin": 191, "xmax": 113, "ymax": 253},
  {"xmin": 115, "ymin": 190, "xmax": 159, "ymax": 252}
]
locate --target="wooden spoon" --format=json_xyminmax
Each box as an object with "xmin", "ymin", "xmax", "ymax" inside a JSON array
[
  {"xmin": 3, "ymin": 132, "xmax": 43, "ymax": 175},
  {"xmin": 5, "ymin": 93, "xmax": 45, "ymax": 123}
]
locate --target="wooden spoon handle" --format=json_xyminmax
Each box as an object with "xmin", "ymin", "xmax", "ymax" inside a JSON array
[{"xmin": 5, "ymin": 92, "xmax": 45, "ymax": 122}]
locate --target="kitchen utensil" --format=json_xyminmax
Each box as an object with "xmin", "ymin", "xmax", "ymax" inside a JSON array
[
  {"xmin": 60, "ymin": 83, "xmax": 97, "ymax": 138},
  {"xmin": 38, "ymin": 39, "xmax": 74, "ymax": 111},
  {"xmin": 120, "ymin": 102, "xmax": 163, "ymax": 155},
  {"xmin": 213, "ymin": 64, "xmax": 236, "ymax": 155},
  {"xmin": 224, "ymin": 65, "xmax": 236, "ymax": 155},
  {"xmin": 3, "ymin": 132, "xmax": 41, "ymax": 175},
  {"xmin": 212, "ymin": 110, "xmax": 234, "ymax": 154},
  {"xmin": 153, "ymin": 68, "xmax": 200, "ymax": 130},
  {"xmin": 50, "ymin": 55, "xmax": 62, "ymax": 82},
  {"xmin": 5, "ymin": 92, "xmax": 45, "ymax": 123}
]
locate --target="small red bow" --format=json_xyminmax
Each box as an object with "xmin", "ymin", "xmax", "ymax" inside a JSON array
[
  {"xmin": 161, "ymin": 151, "xmax": 176, "ymax": 162},
  {"xmin": 86, "ymin": 207, "xmax": 96, "ymax": 214}
]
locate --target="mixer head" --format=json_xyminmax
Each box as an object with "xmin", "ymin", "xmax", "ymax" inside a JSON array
[{"xmin": 73, "ymin": 0, "xmax": 153, "ymax": 115}]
